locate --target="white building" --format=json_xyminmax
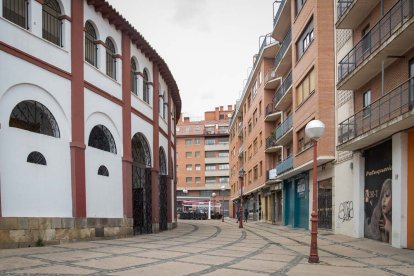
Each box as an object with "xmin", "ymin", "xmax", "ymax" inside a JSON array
[{"xmin": 0, "ymin": 0, "xmax": 181, "ymax": 248}]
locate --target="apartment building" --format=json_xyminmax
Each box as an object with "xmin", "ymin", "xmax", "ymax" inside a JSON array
[
  {"xmin": 335, "ymin": 0, "xmax": 414, "ymax": 249},
  {"xmin": 0, "ymin": 0, "xmax": 181, "ymax": 247},
  {"xmin": 176, "ymin": 106, "xmax": 232, "ymax": 217},
  {"xmin": 229, "ymin": 0, "xmax": 336, "ymax": 230}
]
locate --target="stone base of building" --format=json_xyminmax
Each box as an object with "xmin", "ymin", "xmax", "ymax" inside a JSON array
[
  {"xmin": 152, "ymin": 223, "xmax": 160, "ymax": 234},
  {"xmin": 0, "ymin": 217, "xmax": 133, "ymax": 249},
  {"xmin": 172, "ymin": 221, "xmax": 177, "ymax": 229}
]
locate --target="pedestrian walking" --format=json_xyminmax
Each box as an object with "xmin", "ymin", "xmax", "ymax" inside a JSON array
[{"xmin": 244, "ymin": 208, "xmax": 248, "ymax": 222}]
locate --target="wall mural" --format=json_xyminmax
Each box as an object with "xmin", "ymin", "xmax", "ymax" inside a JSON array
[
  {"xmin": 364, "ymin": 140, "xmax": 392, "ymax": 244},
  {"xmin": 338, "ymin": 201, "xmax": 353, "ymax": 222}
]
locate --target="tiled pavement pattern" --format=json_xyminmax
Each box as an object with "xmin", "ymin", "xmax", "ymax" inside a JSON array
[{"xmin": 0, "ymin": 220, "xmax": 414, "ymax": 275}]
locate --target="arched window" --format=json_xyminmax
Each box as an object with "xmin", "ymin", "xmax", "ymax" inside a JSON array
[
  {"xmin": 42, "ymin": 0, "xmax": 62, "ymax": 46},
  {"xmin": 98, "ymin": 165, "xmax": 109, "ymax": 176},
  {"xmin": 85, "ymin": 21, "xmax": 97, "ymax": 67},
  {"xmin": 105, "ymin": 38, "xmax": 116, "ymax": 79},
  {"xmin": 132, "ymin": 133, "xmax": 151, "ymax": 167},
  {"xmin": 131, "ymin": 58, "xmax": 138, "ymax": 95},
  {"xmin": 88, "ymin": 125, "xmax": 117, "ymax": 154},
  {"xmin": 143, "ymin": 69, "xmax": 150, "ymax": 104},
  {"xmin": 3, "ymin": 0, "xmax": 29, "ymax": 29},
  {"xmin": 27, "ymin": 151, "xmax": 47, "ymax": 165},
  {"xmin": 9, "ymin": 100, "xmax": 60, "ymax": 138},
  {"xmin": 159, "ymin": 147, "xmax": 167, "ymax": 175}
]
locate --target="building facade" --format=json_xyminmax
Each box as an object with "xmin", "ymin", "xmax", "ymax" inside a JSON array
[
  {"xmin": 176, "ymin": 106, "xmax": 232, "ymax": 218},
  {"xmin": 335, "ymin": 0, "xmax": 414, "ymax": 248},
  {"xmin": 0, "ymin": 0, "xmax": 181, "ymax": 248},
  {"xmin": 229, "ymin": 0, "xmax": 336, "ymax": 230}
]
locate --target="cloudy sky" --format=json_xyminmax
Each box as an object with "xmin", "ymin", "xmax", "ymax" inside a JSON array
[{"xmin": 106, "ymin": 0, "xmax": 275, "ymax": 120}]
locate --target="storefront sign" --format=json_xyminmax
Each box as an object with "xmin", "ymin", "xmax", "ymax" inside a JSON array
[{"xmin": 364, "ymin": 140, "xmax": 392, "ymax": 243}]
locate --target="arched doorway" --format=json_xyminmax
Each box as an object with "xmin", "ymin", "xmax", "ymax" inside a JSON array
[
  {"xmin": 131, "ymin": 133, "xmax": 152, "ymax": 234},
  {"xmin": 159, "ymin": 147, "xmax": 168, "ymax": 231}
]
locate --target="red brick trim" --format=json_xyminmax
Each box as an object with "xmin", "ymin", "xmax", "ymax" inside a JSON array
[
  {"xmin": 58, "ymin": 15, "xmax": 72, "ymax": 22},
  {"xmin": 159, "ymin": 128, "xmax": 168, "ymax": 140},
  {"xmin": 131, "ymin": 107, "xmax": 153, "ymax": 125},
  {"xmin": 36, "ymin": 0, "xmax": 45, "ymax": 4},
  {"xmin": 151, "ymin": 65, "xmax": 160, "ymax": 226},
  {"xmin": 0, "ymin": 42, "xmax": 71, "ymax": 80},
  {"xmin": 84, "ymin": 81, "xmax": 123, "ymax": 106}
]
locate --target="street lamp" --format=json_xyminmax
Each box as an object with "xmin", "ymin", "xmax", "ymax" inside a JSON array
[
  {"xmin": 238, "ymin": 169, "xmax": 245, "ymax": 228},
  {"xmin": 305, "ymin": 119, "xmax": 325, "ymax": 264},
  {"xmin": 221, "ymin": 185, "xmax": 226, "ymax": 222},
  {"xmin": 211, "ymin": 192, "xmax": 217, "ymax": 219}
]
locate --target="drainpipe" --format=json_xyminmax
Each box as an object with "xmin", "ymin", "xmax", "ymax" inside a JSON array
[
  {"xmin": 381, "ymin": 0, "xmax": 384, "ymax": 16},
  {"xmin": 382, "ymin": 59, "xmax": 385, "ymax": 96}
]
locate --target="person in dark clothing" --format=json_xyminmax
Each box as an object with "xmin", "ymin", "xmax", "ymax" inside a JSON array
[{"xmin": 244, "ymin": 209, "xmax": 248, "ymax": 222}]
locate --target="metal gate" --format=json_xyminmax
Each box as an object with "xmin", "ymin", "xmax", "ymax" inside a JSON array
[
  {"xmin": 132, "ymin": 166, "xmax": 152, "ymax": 234},
  {"xmin": 159, "ymin": 175, "xmax": 168, "ymax": 231},
  {"xmin": 131, "ymin": 133, "xmax": 152, "ymax": 235},
  {"xmin": 318, "ymin": 179, "xmax": 332, "ymax": 230}
]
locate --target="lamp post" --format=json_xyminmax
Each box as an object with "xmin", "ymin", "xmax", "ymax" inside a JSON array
[
  {"xmin": 182, "ymin": 188, "xmax": 188, "ymax": 213},
  {"xmin": 221, "ymin": 185, "xmax": 226, "ymax": 222},
  {"xmin": 238, "ymin": 169, "xmax": 245, "ymax": 228},
  {"xmin": 211, "ymin": 192, "xmax": 216, "ymax": 219},
  {"xmin": 305, "ymin": 119, "xmax": 325, "ymax": 264}
]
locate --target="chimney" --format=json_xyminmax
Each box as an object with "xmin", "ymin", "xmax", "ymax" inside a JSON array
[
  {"xmin": 227, "ymin": 105, "xmax": 233, "ymax": 111},
  {"xmin": 220, "ymin": 106, "xmax": 224, "ymax": 111},
  {"xmin": 215, "ymin": 107, "xmax": 219, "ymax": 111},
  {"xmin": 184, "ymin": 117, "xmax": 190, "ymax": 123}
]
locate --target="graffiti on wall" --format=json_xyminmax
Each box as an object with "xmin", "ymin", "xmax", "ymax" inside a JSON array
[{"xmin": 338, "ymin": 201, "xmax": 354, "ymax": 222}]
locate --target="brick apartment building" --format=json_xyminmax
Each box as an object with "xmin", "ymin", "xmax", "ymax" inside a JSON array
[
  {"xmin": 176, "ymin": 106, "xmax": 232, "ymax": 218},
  {"xmin": 335, "ymin": 0, "xmax": 414, "ymax": 248},
  {"xmin": 229, "ymin": 0, "xmax": 336, "ymax": 230}
]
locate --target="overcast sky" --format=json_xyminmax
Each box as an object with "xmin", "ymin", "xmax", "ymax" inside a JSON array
[{"xmin": 106, "ymin": 0, "xmax": 275, "ymax": 120}]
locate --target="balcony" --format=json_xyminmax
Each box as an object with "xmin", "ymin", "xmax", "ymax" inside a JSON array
[
  {"xmin": 274, "ymin": 29, "xmax": 292, "ymax": 76},
  {"xmin": 264, "ymin": 68, "xmax": 281, "ymax": 90},
  {"xmin": 238, "ymin": 122, "xmax": 243, "ymax": 137},
  {"xmin": 238, "ymin": 144, "xmax": 244, "ymax": 157},
  {"xmin": 267, "ymin": 168, "xmax": 278, "ymax": 181},
  {"xmin": 265, "ymin": 102, "xmax": 281, "ymax": 121},
  {"xmin": 336, "ymin": 0, "xmax": 380, "ymax": 29},
  {"xmin": 275, "ymin": 114, "xmax": 293, "ymax": 145},
  {"xmin": 274, "ymin": 70, "xmax": 293, "ymax": 110},
  {"xmin": 337, "ymin": 0, "xmax": 414, "ymax": 90},
  {"xmin": 338, "ymin": 78, "xmax": 414, "ymax": 151},
  {"xmin": 205, "ymin": 144, "xmax": 228, "ymax": 152},
  {"xmin": 276, "ymin": 156, "xmax": 293, "ymax": 175},
  {"xmin": 258, "ymin": 33, "xmax": 279, "ymax": 60},
  {"xmin": 265, "ymin": 133, "xmax": 282, "ymax": 153},
  {"xmin": 272, "ymin": 0, "xmax": 292, "ymax": 41},
  {"xmin": 205, "ymin": 157, "xmax": 229, "ymax": 164},
  {"xmin": 204, "ymin": 129, "xmax": 228, "ymax": 136},
  {"xmin": 205, "ymin": 170, "xmax": 230, "ymax": 177}
]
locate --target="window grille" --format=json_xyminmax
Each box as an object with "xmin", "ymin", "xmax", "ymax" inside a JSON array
[
  {"xmin": 3, "ymin": 0, "xmax": 28, "ymax": 29},
  {"xmin": 9, "ymin": 100, "xmax": 60, "ymax": 138},
  {"xmin": 88, "ymin": 125, "xmax": 117, "ymax": 154},
  {"xmin": 27, "ymin": 151, "xmax": 47, "ymax": 165},
  {"xmin": 98, "ymin": 165, "xmax": 109, "ymax": 176},
  {"xmin": 85, "ymin": 21, "xmax": 97, "ymax": 67},
  {"xmin": 105, "ymin": 38, "xmax": 116, "ymax": 79},
  {"xmin": 131, "ymin": 58, "xmax": 138, "ymax": 95},
  {"xmin": 159, "ymin": 147, "xmax": 167, "ymax": 175},
  {"xmin": 42, "ymin": 0, "xmax": 62, "ymax": 46},
  {"xmin": 143, "ymin": 70, "xmax": 150, "ymax": 104},
  {"xmin": 132, "ymin": 133, "xmax": 151, "ymax": 167}
]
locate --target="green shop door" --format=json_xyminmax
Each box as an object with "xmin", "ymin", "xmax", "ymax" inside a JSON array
[
  {"xmin": 294, "ymin": 176, "xmax": 309, "ymax": 229},
  {"xmin": 284, "ymin": 180, "xmax": 295, "ymax": 226}
]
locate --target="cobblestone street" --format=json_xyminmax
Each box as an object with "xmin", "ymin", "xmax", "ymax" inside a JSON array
[{"xmin": 0, "ymin": 220, "xmax": 413, "ymax": 275}]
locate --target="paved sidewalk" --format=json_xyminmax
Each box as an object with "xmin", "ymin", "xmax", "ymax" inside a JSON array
[{"xmin": 0, "ymin": 219, "xmax": 413, "ymax": 275}]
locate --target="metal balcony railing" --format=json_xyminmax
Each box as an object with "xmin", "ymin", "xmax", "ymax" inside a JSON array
[
  {"xmin": 273, "ymin": 0, "xmax": 286, "ymax": 27},
  {"xmin": 276, "ymin": 114, "xmax": 292, "ymax": 140},
  {"xmin": 274, "ymin": 70, "xmax": 292, "ymax": 103},
  {"xmin": 259, "ymin": 33, "xmax": 277, "ymax": 55},
  {"xmin": 338, "ymin": 0, "xmax": 414, "ymax": 83},
  {"xmin": 274, "ymin": 29, "xmax": 291, "ymax": 68},
  {"xmin": 267, "ymin": 168, "xmax": 278, "ymax": 181},
  {"xmin": 276, "ymin": 156, "xmax": 293, "ymax": 175},
  {"xmin": 338, "ymin": 77, "xmax": 414, "ymax": 145},
  {"xmin": 238, "ymin": 144, "xmax": 244, "ymax": 156},
  {"xmin": 265, "ymin": 132, "xmax": 278, "ymax": 150},
  {"xmin": 336, "ymin": 0, "xmax": 354, "ymax": 22}
]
